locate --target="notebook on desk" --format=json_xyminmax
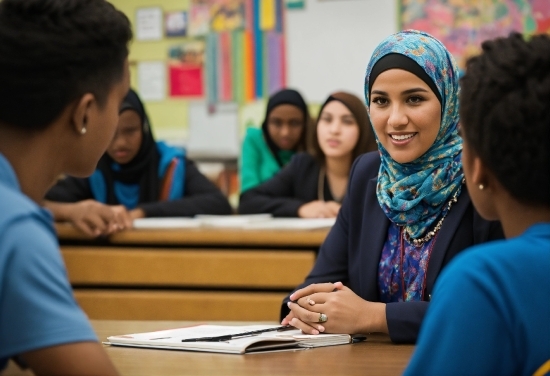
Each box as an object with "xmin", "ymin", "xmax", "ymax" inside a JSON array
[{"xmin": 106, "ymin": 324, "xmax": 352, "ymax": 354}]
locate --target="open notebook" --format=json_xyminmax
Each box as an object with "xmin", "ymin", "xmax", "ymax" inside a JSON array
[{"xmin": 106, "ymin": 324, "xmax": 353, "ymax": 354}]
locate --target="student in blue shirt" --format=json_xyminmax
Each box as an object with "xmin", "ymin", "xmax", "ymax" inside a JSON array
[
  {"xmin": 405, "ymin": 33, "xmax": 550, "ymax": 376},
  {"xmin": 0, "ymin": 0, "xmax": 131, "ymax": 374}
]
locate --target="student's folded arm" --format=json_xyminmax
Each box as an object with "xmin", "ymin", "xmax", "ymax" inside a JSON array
[
  {"xmin": 238, "ymin": 160, "xmax": 305, "ymax": 217},
  {"xmin": 138, "ymin": 159, "xmax": 233, "ymax": 217}
]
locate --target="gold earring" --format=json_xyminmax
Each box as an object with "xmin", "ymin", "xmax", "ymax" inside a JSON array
[
  {"xmin": 80, "ymin": 127, "xmax": 87, "ymax": 135},
  {"xmin": 478, "ymin": 184, "xmax": 484, "ymax": 190}
]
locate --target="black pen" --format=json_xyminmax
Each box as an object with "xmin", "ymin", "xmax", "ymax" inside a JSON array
[{"xmin": 181, "ymin": 325, "xmax": 293, "ymax": 342}]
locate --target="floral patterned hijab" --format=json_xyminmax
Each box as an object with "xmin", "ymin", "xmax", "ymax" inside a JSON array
[{"xmin": 364, "ymin": 30, "xmax": 463, "ymax": 240}]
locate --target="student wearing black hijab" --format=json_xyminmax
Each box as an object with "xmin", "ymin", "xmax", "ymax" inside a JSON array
[
  {"xmin": 239, "ymin": 88, "xmax": 311, "ymax": 193},
  {"xmin": 45, "ymin": 89, "xmax": 232, "ymax": 237}
]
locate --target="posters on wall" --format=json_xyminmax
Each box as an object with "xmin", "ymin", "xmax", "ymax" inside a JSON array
[
  {"xmin": 136, "ymin": 7, "xmax": 163, "ymax": 41},
  {"xmin": 169, "ymin": 41, "xmax": 206, "ymax": 97},
  {"xmin": 137, "ymin": 61, "xmax": 166, "ymax": 101},
  {"xmin": 401, "ymin": 0, "xmax": 550, "ymax": 70},
  {"xmin": 135, "ymin": 1, "xmax": 286, "ymax": 104},
  {"xmin": 165, "ymin": 11, "xmax": 188, "ymax": 37}
]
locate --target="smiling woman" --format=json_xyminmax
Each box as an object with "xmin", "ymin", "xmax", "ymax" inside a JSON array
[
  {"xmin": 238, "ymin": 91, "xmax": 377, "ymax": 218},
  {"xmin": 280, "ymin": 30, "xmax": 503, "ymax": 344}
]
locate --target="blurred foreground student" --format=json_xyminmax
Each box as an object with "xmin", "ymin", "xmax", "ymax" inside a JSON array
[
  {"xmin": 0, "ymin": 0, "xmax": 132, "ymax": 374},
  {"xmin": 405, "ymin": 32, "xmax": 550, "ymax": 376},
  {"xmin": 281, "ymin": 31, "xmax": 502, "ymax": 343},
  {"xmin": 238, "ymin": 91, "xmax": 376, "ymax": 217},
  {"xmin": 45, "ymin": 89, "xmax": 232, "ymax": 237},
  {"xmin": 239, "ymin": 88, "xmax": 311, "ymax": 192}
]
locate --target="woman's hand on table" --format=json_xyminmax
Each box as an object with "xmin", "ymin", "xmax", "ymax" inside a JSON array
[{"xmin": 283, "ymin": 282, "xmax": 388, "ymax": 335}]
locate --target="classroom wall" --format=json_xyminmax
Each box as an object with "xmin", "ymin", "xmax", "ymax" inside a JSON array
[{"xmin": 109, "ymin": 0, "xmax": 399, "ymax": 152}]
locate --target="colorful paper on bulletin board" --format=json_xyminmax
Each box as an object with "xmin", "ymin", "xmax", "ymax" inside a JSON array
[
  {"xmin": 205, "ymin": 33, "xmax": 219, "ymax": 104},
  {"xmin": 401, "ymin": 0, "xmax": 550, "ymax": 70},
  {"xmin": 189, "ymin": 0, "xmax": 210, "ymax": 36},
  {"xmin": 253, "ymin": 0, "xmax": 264, "ymax": 99},
  {"xmin": 219, "ymin": 32, "xmax": 233, "ymax": 101},
  {"xmin": 260, "ymin": 0, "xmax": 276, "ymax": 31},
  {"xmin": 169, "ymin": 64, "xmax": 203, "ymax": 97},
  {"xmin": 284, "ymin": 0, "xmax": 304, "ymax": 10},
  {"xmin": 232, "ymin": 30, "xmax": 245, "ymax": 103},
  {"xmin": 243, "ymin": 31, "xmax": 255, "ymax": 102},
  {"xmin": 210, "ymin": 0, "xmax": 245, "ymax": 32},
  {"xmin": 168, "ymin": 40, "xmax": 205, "ymax": 66},
  {"xmin": 165, "ymin": 11, "xmax": 187, "ymax": 37},
  {"xmin": 266, "ymin": 32, "xmax": 283, "ymax": 95},
  {"xmin": 244, "ymin": 0, "xmax": 254, "ymax": 30},
  {"xmin": 275, "ymin": 0, "xmax": 283, "ymax": 33}
]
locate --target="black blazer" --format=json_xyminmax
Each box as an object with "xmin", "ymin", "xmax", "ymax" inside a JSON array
[
  {"xmin": 46, "ymin": 158, "xmax": 233, "ymax": 217},
  {"xmin": 238, "ymin": 152, "xmax": 335, "ymax": 217},
  {"xmin": 280, "ymin": 151, "xmax": 503, "ymax": 343}
]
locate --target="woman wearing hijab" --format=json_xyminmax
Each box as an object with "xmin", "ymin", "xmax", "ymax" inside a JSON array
[
  {"xmin": 238, "ymin": 91, "xmax": 376, "ymax": 218},
  {"xmin": 45, "ymin": 89, "xmax": 232, "ymax": 237},
  {"xmin": 281, "ymin": 30, "xmax": 503, "ymax": 343},
  {"xmin": 239, "ymin": 88, "xmax": 310, "ymax": 193}
]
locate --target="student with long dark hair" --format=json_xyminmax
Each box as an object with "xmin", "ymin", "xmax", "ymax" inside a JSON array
[{"xmin": 45, "ymin": 89, "xmax": 232, "ymax": 237}]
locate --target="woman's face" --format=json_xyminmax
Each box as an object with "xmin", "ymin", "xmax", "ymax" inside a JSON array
[
  {"xmin": 267, "ymin": 104, "xmax": 305, "ymax": 150},
  {"xmin": 369, "ymin": 69, "xmax": 441, "ymax": 163},
  {"xmin": 107, "ymin": 109, "xmax": 143, "ymax": 165},
  {"xmin": 316, "ymin": 100, "xmax": 360, "ymax": 160}
]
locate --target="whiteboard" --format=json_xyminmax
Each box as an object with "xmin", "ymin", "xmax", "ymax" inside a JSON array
[
  {"xmin": 286, "ymin": 0, "xmax": 398, "ymax": 103},
  {"xmin": 187, "ymin": 101, "xmax": 240, "ymax": 158}
]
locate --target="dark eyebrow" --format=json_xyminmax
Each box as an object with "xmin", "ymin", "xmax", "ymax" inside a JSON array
[
  {"xmin": 371, "ymin": 88, "xmax": 430, "ymax": 96},
  {"xmin": 402, "ymin": 88, "xmax": 429, "ymax": 95},
  {"xmin": 371, "ymin": 90, "xmax": 387, "ymax": 96}
]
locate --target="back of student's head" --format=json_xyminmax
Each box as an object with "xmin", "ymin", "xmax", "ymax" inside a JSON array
[
  {"xmin": 0, "ymin": 0, "xmax": 132, "ymax": 131},
  {"xmin": 460, "ymin": 32, "xmax": 550, "ymax": 208}
]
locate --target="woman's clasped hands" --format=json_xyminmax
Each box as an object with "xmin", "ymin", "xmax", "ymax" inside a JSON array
[{"xmin": 281, "ymin": 282, "xmax": 388, "ymax": 335}]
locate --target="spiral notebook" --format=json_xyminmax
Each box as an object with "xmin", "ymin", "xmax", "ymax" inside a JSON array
[{"xmin": 106, "ymin": 324, "xmax": 353, "ymax": 354}]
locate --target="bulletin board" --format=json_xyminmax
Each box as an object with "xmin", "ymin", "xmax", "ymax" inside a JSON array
[{"xmin": 400, "ymin": 0, "xmax": 550, "ymax": 70}]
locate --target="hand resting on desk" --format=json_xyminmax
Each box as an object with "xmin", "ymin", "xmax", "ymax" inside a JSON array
[
  {"xmin": 282, "ymin": 282, "xmax": 388, "ymax": 335},
  {"xmin": 44, "ymin": 199, "xmax": 143, "ymax": 237}
]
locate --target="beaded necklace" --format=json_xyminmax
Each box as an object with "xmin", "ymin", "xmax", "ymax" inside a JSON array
[{"xmin": 402, "ymin": 179, "xmax": 465, "ymax": 247}]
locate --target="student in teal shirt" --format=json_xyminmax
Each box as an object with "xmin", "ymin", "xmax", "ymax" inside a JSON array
[
  {"xmin": 0, "ymin": 0, "xmax": 131, "ymax": 373},
  {"xmin": 405, "ymin": 33, "xmax": 550, "ymax": 376},
  {"xmin": 240, "ymin": 89, "xmax": 310, "ymax": 192}
]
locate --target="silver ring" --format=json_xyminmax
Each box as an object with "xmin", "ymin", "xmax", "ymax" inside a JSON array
[{"xmin": 318, "ymin": 313, "xmax": 328, "ymax": 323}]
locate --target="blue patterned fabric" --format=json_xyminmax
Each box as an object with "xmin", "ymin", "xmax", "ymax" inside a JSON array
[{"xmin": 364, "ymin": 30, "xmax": 464, "ymax": 240}]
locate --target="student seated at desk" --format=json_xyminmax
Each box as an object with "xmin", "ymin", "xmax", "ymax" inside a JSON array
[
  {"xmin": 0, "ymin": 0, "xmax": 130, "ymax": 374},
  {"xmin": 238, "ymin": 92, "xmax": 377, "ymax": 218},
  {"xmin": 45, "ymin": 89, "xmax": 232, "ymax": 237},
  {"xmin": 281, "ymin": 30, "xmax": 503, "ymax": 344},
  {"xmin": 405, "ymin": 33, "xmax": 550, "ymax": 376},
  {"xmin": 240, "ymin": 88, "xmax": 311, "ymax": 193}
]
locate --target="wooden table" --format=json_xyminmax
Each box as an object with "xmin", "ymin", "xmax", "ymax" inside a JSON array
[
  {"xmin": 57, "ymin": 224, "xmax": 330, "ymax": 321},
  {"xmin": 4, "ymin": 320, "xmax": 415, "ymax": 376}
]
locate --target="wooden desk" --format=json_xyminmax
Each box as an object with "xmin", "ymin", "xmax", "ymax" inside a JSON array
[
  {"xmin": 4, "ymin": 320, "xmax": 415, "ymax": 376},
  {"xmin": 57, "ymin": 224, "xmax": 330, "ymax": 321}
]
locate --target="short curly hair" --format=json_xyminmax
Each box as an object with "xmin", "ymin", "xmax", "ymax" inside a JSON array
[
  {"xmin": 0, "ymin": 0, "xmax": 132, "ymax": 130},
  {"xmin": 460, "ymin": 32, "xmax": 550, "ymax": 208}
]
